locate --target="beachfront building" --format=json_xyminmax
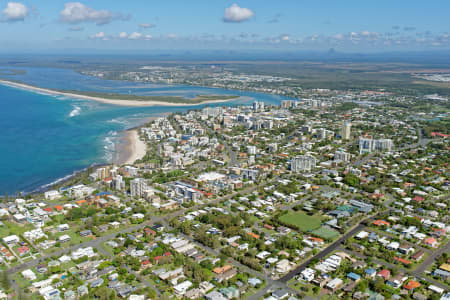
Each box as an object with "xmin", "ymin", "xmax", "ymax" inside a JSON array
[
  {"xmin": 130, "ymin": 178, "xmax": 148, "ymax": 198},
  {"xmin": 113, "ymin": 175, "xmax": 125, "ymax": 191}
]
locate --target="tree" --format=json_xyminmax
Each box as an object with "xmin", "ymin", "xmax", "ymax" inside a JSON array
[
  {"xmin": 179, "ymin": 222, "xmax": 191, "ymax": 235},
  {"xmin": 0, "ymin": 271, "xmax": 10, "ymax": 291},
  {"xmin": 356, "ymin": 279, "xmax": 368, "ymax": 292},
  {"xmin": 344, "ymin": 173, "xmax": 360, "ymax": 187},
  {"xmin": 372, "ymin": 276, "xmax": 385, "ymax": 293},
  {"xmin": 17, "ymin": 289, "xmax": 25, "ymax": 300},
  {"xmin": 94, "ymin": 286, "xmax": 109, "ymax": 299},
  {"xmin": 312, "ymin": 286, "xmax": 320, "ymax": 294}
]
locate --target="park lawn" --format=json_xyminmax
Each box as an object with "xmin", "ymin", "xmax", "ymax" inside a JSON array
[
  {"xmin": 320, "ymin": 295, "xmax": 340, "ymax": 300},
  {"xmin": 54, "ymin": 229, "xmax": 91, "ymax": 246},
  {"xmin": 260, "ymin": 227, "xmax": 277, "ymax": 236},
  {"xmin": 0, "ymin": 221, "xmax": 34, "ymax": 237},
  {"xmin": 279, "ymin": 211, "xmax": 323, "ymax": 232},
  {"xmin": 12, "ymin": 273, "xmax": 32, "ymax": 289},
  {"xmin": 101, "ymin": 242, "xmax": 116, "ymax": 256},
  {"xmin": 102, "ymin": 224, "xmax": 129, "ymax": 236},
  {"xmin": 288, "ymin": 280, "xmax": 321, "ymax": 297},
  {"xmin": 61, "ymin": 260, "xmax": 76, "ymax": 270},
  {"xmin": 51, "ymin": 214, "xmax": 66, "ymax": 224},
  {"xmin": 241, "ymin": 282, "xmax": 267, "ymax": 299}
]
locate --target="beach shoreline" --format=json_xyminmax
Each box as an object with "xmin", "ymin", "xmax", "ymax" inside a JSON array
[
  {"xmin": 114, "ymin": 129, "xmax": 148, "ymax": 165},
  {"xmin": 0, "ymin": 79, "xmax": 239, "ymax": 107}
]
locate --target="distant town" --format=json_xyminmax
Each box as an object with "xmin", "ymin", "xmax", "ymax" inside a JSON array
[{"xmin": 0, "ymin": 89, "xmax": 448, "ymax": 300}]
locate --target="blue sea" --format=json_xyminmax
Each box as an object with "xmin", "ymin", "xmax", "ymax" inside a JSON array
[{"xmin": 0, "ymin": 67, "xmax": 291, "ymax": 194}]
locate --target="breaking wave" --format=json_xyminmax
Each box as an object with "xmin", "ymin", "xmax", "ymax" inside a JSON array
[{"xmin": 69, "ymin": 106, "xmax": 81, "ymax": 117}]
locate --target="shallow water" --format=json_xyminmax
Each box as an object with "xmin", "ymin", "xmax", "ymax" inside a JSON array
[{"xmin": 0, "ymin": 66, "xmax": 292, "ymax": 194}]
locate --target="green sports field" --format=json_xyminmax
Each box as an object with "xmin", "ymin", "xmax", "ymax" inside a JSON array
[
  {"xmin": 311, "ymin": 227, "xmax": 339, "ymax": 240},
  {"xmin": 279, "ymin": 211, "xmax": 323, "ymax": 232}
]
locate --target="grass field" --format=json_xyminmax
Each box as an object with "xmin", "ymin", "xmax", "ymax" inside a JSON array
[
  {"xmin": 311, "ymin": 226, "xmax": 339, "ymax": 240},
  {"xmin": 0, "ymin": 221, "xmax": 34, "ymax": 237},
  {"xmin": 279, "ymin": 211, "xmax": 323, "ymax": 232}
]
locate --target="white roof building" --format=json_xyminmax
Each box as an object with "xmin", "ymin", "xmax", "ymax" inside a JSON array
[
  {"xmin": 173, "ymin": 280, "xmax": 192, "ymax": 296},
  {"xmin": 22, "ymin": 269, "xmax": 37, "ymax": 280},
  {"xmin": 3, "ymin": 235, "xmax": 19, "ymax": 244}
]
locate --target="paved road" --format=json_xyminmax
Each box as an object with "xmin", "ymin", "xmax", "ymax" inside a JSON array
[
  {"xmin": 415, "ymin": 241, "xmax": 450, "ymax": 274},
  {"xmin": 203, "ymin": 121, "xmax": 238, "ymax": 167},
  {"xmin": 122, "ymin": 263, "xmax": 162, "ymax": 297},
  {"xmin": 278, "ymin": 223, "xmax": 365, "ymax": 284},
  {"xmin": 222, "ymin": 140, "xmax": 238, "ymax": 167}
]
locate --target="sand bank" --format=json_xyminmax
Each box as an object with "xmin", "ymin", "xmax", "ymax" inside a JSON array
[{"xmin": 0, "ymin": 79, "xmax": 239, "ymax": 107}]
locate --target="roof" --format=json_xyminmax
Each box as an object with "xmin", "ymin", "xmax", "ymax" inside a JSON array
[
  {"xmin": 395, "ymin": 257, "xmax": 411, "ymax": 265},
  {"xmin": 247, "ymin": 232, "xmax": 260, "ymax": 239},
  {"xmin": 411, "ymin": 250, "xmax": 425, "ymax": 260},
  {"xmin": 347, "ymin": 272, "xmax": 361, "ymax": 280},
  {"xmin": 412, "ymin": 196, "xmax": 424, "ymax": 202},
  {"xmin": 425, "ymin": 237, "xmax": 437, "ymax": 244},
  {"xmin": 309, "ymin": 236, "xmax": 324, "ymax": 243},
  {"xmin": 377, "ymin": 269, "xmax": 390, "ymax": 278},
  {"xmin": 213, "ymin": 265, "xmax": 232, "ymax": 274},
  {"xmin": 18, "ymin": 246, "xmax": 30, "ymax": 253},
  {"xmin": 440, "ymin": 264, "xmax": 450, "ymax": 272},
  {"xmin": 373, "ymin": 220, "xmax": 390, "ymax": 226},
  {"xmin": 404, "ymin": 280, "xmax": 421, "ymax": 290}
]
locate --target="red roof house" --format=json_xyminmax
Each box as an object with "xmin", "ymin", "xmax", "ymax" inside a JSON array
[{"xmin": 377, "ymin": 269, "xmax": 391, "ymax": 280}]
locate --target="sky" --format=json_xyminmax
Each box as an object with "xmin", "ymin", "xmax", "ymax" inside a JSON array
[{"xmin": 1, "ymin": 0, "xmax": 449, "ymax": 53}]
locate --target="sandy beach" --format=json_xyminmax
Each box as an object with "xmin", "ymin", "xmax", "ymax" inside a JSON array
[
  {"xmin": 0, "ymin": 79, "xmax": 239, "ymax": 107},
  {"xmin": 115, "ymin": 129, "xmax": 147, "ymax": 165}
]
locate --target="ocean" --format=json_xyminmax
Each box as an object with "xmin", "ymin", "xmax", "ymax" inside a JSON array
[{"xmin": 0, "ymin": 66, "xmax": 291, "ymax": 194}]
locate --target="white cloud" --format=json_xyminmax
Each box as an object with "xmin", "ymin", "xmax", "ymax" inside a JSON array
[
  {"xmin": 128, "ymin": 32, "xmax": 142, "ymax": 40},
  {"xmin": 223, "ymin": 4, "xmax": 254, "ymax": 23},
  {"xmin": 117, "ymin": 31, "xmax": 151, "ymax": 40},
  {"xmin": 359, "ymin": 30, "xmax": 380, "ymax": 41},
  {"xmin": 139, "ymin": 23, "xmax": 154, "ymax": 29},
  {"xmin": 167, "ymin": 33, "xmax": 177, "ymax": 39},
  {"xmin": 2, "ymin": 2, "xmax": 28, "ymax": 22},
  {"xmin": 280, "ymin": 34, "xmax": 290, "ymax": 41},
  {"xmin": 60, "ymin": 2, "xmax": 129, "ymax": 25},
  {"xmin": 89, "ymin": 31, "xmax": 107, "ymax": 40}
]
